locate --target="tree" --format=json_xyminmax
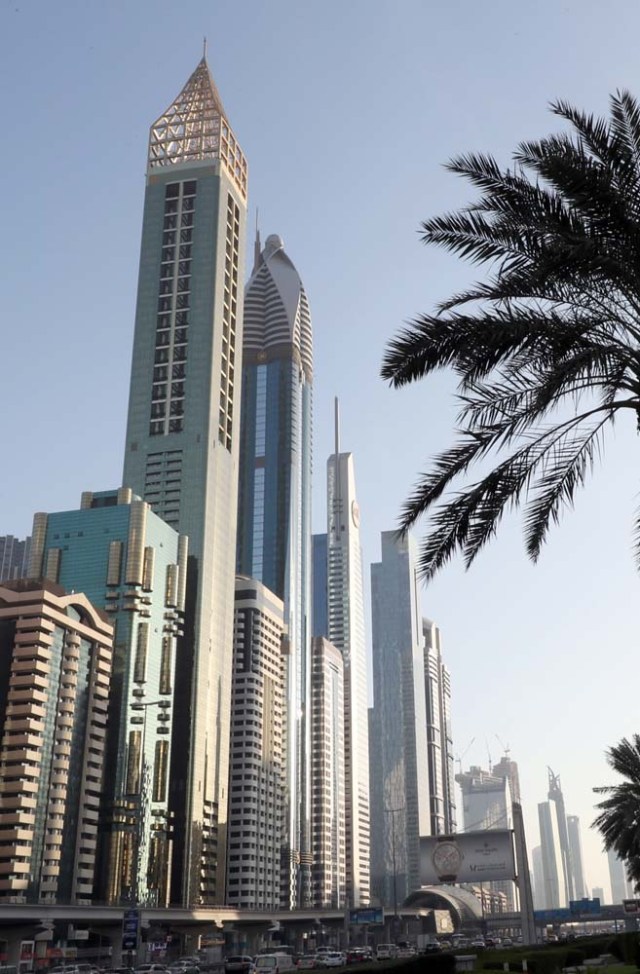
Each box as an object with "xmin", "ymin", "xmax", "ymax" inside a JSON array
[
  {"xmin": 593, "ymin": 735, "xmax": 640, "ymax": 892},
  {"xmin": 382, "ymin": 92, "xmax": 640, "ymax": 580}
]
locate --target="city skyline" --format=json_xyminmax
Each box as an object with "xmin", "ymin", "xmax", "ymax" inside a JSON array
[{"xmin": 2, "ymin": 0, "xmax": 638, "ymax": 897}]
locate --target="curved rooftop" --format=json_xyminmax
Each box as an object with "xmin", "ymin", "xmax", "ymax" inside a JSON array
[
  {"xmin": 243, "ymin": 233, "xmax": 313, "ymax": 380},
  {"xmin": 148, "ymin": 56, "xmax": 247, "ymax": 200},
  {"xmin": 404, "ymin": 885, "xmax": 483, "ymax": 929}
]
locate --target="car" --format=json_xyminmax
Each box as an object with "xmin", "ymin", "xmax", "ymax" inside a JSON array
[
  {"xmin": 375, "ymin": 945, "xmax": 397, "ymax": 961},
  {"xmin": 422, "ymin": 943, "xmax": 442, "ymax": 954},
  {"xmin": 439, "ymin": 941, "xmax": 452, "ymax": 951},
  {"xmin": 502, "ymin": 939, "xmax": 513, "ymax": 948},
  {"xmin": 297, "ymin": 959, "xmax": 318, "ymax": 970},
  {"xmin": 346, "ymin": 949, "xmax": 371, "ymax": 964},
  {"xmin": 316, "ymin": 955, "xmax": 345, "ymax": 969},
  {"xmin": 397, "ymin": 947, "xmax": 416, "ymax": 959},
  {"xmin": 471, "ymin": 940, "xmax": 486, "ymax": 950},
  {"xmin": 225, "ymin": 959, "xmax": 255, "ymax": 974}
]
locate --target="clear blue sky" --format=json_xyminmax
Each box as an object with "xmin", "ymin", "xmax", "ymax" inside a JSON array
[{"xmin": 2, "ymin": 0, "xmax": 640, "ymax": 898}]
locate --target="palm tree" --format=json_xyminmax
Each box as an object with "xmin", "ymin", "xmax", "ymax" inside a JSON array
[
  {"xmin": 593, "ymin": 736, "xmax": 640, "ymax": 892},
  {"xmin": 382, "ymin": 92, "xmax": 640, "ymax": 580}
]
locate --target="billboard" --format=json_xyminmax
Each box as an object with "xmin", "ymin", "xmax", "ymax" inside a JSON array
[
  {"xmin": 420, "ymin": 831, "xmax": 516, "ymax": 885},
  {"xmin": 349, "ymin": 908, "xmax": 384, "ymax": 925}
]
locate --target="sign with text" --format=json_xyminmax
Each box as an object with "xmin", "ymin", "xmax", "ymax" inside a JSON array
[
  {"xmin": 122, "ymin": 908, "xmax": 140, "ymax": 952},
  {"xmin": 420, "ymin": 831, "xmax": 516, "ymax": 885},
  {"xmin": 348, "ymin": 908, "xmax": 383, "ymax": 925}
]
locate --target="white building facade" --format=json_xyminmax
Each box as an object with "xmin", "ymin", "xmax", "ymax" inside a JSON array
[{"xmin": 326, "ymin": 432, "xmax": 370, "ymax": 906}]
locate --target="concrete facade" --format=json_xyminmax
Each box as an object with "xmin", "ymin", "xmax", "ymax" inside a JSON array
[
  {"xmin": 227, "ymin": 578, "xmax": 286, "ymax": 909},
  {"xmin": 0, "ymin": 579, "xmax": 112, "ymax": 904}
]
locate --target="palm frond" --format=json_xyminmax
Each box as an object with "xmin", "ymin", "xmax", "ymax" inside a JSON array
[{"xmin": 382, "ymin": 89, "xmax": 640, "ymax": 578}]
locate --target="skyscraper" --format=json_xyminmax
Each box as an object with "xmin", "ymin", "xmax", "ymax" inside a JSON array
[
  {"xmin": 369, "ymin": 531, "xmax": 455, "ymax": 907},
  {"xmin": 236, "ymin": 232, "xmax": 313, "ymax": 906},
  {"xmin": 567, "ymin": 815, "xmax": 587, "ymax": 900},
  {"xmin": 548, "ymin": 769, "xmax": 575, "ymax": 904},
  {"xmin": 538, "ymin": 800, "xmax": 566, "ymax": 909},
  {"xmin": 227, "ymin": 578, "xmax": 286, "ymax": 909},
  {"xmin": 310, "ymin": 636, "xmax": 346, "ymax": 908},
  {"xmin": 326, "ymin": 417, "xmax": 370, "ymax": 907},
  {"xmin": 122, "ymin": 55, "xmax": 247, "ymax": 905},
  {"xmin": 608, "ymin": 849, "xmax": 631, "ymax": 904},
  {"xmin": 0, "ymin": 535, "xmax": 31, "ymax": 581},
  {"xmin": 0, "ymin": 579, "xmax": 112, "ymax": 904},
  {"xmin": 28, "ymin": 489, "xmax": 187, "ymax": 906},
  {"xmin": 456, "ymin": 765, "xmax": 514, "ymax": 910},
  {"xmin": 423, "ymin": 619, "xmax": 456, "ymax": 834}
]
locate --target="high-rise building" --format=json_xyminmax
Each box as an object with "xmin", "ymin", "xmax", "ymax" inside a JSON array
[
  {"xmin": 369, "ymin": 531, "xmax": 455, "ymax": 907},
  {"xmin": 608, "ymin": 849, "xmax": 631, "ymax": 904},
  {"xmin": 326, "ymin": 419, "xmax": 370, "ymax": 907},
  {"xmin": 531, "ymin": 845, "xmax": 544, "ymax": 909},
  {"xmin": 0, "ymin": 579, "xmax": 112, "ymax": 904},
  {"xmin": 227, "ymin": 578, "xmax": 286, "ymax": 909},
  {"xmin": 493, "ymin": 754, "xmax": 521, "ymax": 805},
  {"xmin": 548, "ymin": 769, "xmax": 575, "ymax": 904},
  {"xmin": 310, "ymin": 636, "xmax": 346, "ymax": 908},
  {"xmin": 0, "ymin": 535, "xmax": 31, "ymax": 581},
  {"xmin": 592, "ymin": 886, "xmax": 605, "ymax": 903},
  {"xmin": 28, "ymin": 489, "xmax": 187, "ymax": 906},
  {"xmin": 456, "ymin": 765, "xmax": 514, "ymax": 910},
  {"xmin": 423, "ymin": 619, "xmax": 456, "ymax": 834},
  {"xmin": 236, "ymin": 232, "xmax": 313, "ymax": 906},
  {"xmin": 538, "ymin": 800, "xmax": 565, "ymax": 909},
  {"xmin": 122, "ymin": 54, "xmax": 247, "ymax": 905},
  {"xmin": 312, "ymin": 534, "xmax": 328, "ymax": 638},
  {"xmin": 567, "ymin": 815, "xmax": 587, "ymax": 899}
]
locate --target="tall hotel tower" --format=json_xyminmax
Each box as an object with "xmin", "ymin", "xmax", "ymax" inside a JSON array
[
  {"xmin": 315, "ymin": 407, "xmax": 370, "ymax": 907},
  {"xmin": 236, "ymin": 233, "xmax": 313, "ymax": 906},
  {"xmin": 122, "ymin": 56, "xmax": 247, "ymax": 905}
]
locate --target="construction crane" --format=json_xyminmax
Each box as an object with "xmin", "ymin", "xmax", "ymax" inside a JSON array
[
  {"xmin": 455, "ymin": 737, "xmax": 475, "ymax": 776},
  {"xmin": 496, "ymin": 734, "xmax": 511, "ymax": 758}
]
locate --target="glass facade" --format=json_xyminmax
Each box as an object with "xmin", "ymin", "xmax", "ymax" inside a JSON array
[
  {"xmin": 28, "ymin": 489, "xmax": 187, "ymax": 906},
  {"xmin": 236, "ymin": 234, "xmax": 313, "ymax": 907},
  {"xmin": 369, "ymin": 532, "xmax": 455, "ymax": 907}
]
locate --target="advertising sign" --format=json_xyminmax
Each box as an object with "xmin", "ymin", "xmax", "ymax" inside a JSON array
[
  {"xmin": 122, "ymin": 908, "xmax": 140, "ymax": 952},
  {"xmin": 420, "ymin": 831, "xmax": 516, "ymax": 885},
  {"xmin": 348, "ymin": 908, "xmax": 384, "ymax": 925},
  {"xmin": 623, "ymin": 899, "xmax": 639, "ymax": 914}
]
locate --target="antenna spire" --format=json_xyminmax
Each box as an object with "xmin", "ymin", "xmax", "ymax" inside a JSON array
[{"xmin": 203, "ymin": 36, "xmax": 208, "ymax": 59}]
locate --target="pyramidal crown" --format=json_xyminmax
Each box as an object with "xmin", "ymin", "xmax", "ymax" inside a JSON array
[{"xmin": 148, "ymin": 56, "xmax": 247, "ymax": 199}]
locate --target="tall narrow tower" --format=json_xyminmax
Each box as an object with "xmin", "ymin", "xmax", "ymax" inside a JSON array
[
  {"xmin": 122, "ymin": 55, "xmax": 247, "ymax": 905},
  {"xmin": 326, "ymin": 405, "xmax": 370, "ymax": 906},
  {"xmin": 236, "ymin": 232, "xmax": 313, "ymax": 906}
]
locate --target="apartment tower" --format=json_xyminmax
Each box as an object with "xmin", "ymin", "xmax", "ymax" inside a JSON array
[
  {"xmin": 226, "ymin": 578, "xmax": 286, "ymax": 909},
  {"xmin": 310, "ymin": 636, "xmax": 346, "ymax": 907},
  {"xmin": 122, "ymin": 55, "xmax": 247, "ymax": 904},
  {"xmin": 28, "ymin": 489, "xmax": 187, "ymax": 906},
  {"xmin": 236, "ymin": 233, "xmax": 313, "ymax": 906},
  {"xmin": 0, "ymin": 579, "xmax": 112, "ymax": 903}
]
